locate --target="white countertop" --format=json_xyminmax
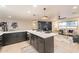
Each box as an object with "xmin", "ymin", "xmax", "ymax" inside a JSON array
[
  {"xmin": 0, "ymin": 32, "xmax": 3, "ymax": 36},
  {"xmin": 0, "ymin": 30, "xmax": 27, "ymax": 36},
  {"xmin": 27, "ymin": 30, "xmax": 57, "ymax": 38},
  {"xmin": 0, "ymin": 30, "xmax": 58, "ymax": 38}
]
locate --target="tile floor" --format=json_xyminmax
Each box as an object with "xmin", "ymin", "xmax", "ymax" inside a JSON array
[
  {"xmin": 1, "ymin": 35, "xmax": 79, "ymax": 53},
  {"xmin": 54, "ymin": 35, "xmax": 79, "ymax": 53},
  {"xmin": 0, "ymin": 41, "xmax": 38, "ymax": 53}
]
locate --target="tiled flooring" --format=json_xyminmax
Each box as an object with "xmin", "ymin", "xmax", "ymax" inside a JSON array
[
  {"xmin": 0, "ymin": 41, "xmax": 38, "ymax": 53},
  {"xmin": 54, "ymin": 35, "xmax": 79, "ymax": 53},
  {"xmin": 1, "ymin": 35, "xmax": 79, "ymax": 53}
]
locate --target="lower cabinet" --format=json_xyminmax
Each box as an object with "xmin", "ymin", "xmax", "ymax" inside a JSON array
[
  {"xmin": 37, "ymin": 37, "xmax": 44, "ymax": 53},
  {"xmin": 0, "ymin": 35, "xmax": 3, "ymax": 47},
  {"xmin": 3, "ymin": 32, "xmax": 27, "ymax": 46},
  {"xmin": 30, "ymin": 34, "xmax": 54, "ymax": 53},
  {"xmin": 44, "ymin": 37, "xmax": 54, "ymax": 53},
  {"xmin": 30, "ymin": 34, "xmax": 38, "ymax": 50}
]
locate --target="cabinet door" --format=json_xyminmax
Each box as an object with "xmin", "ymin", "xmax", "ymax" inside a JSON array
[
  {"xmin": 37, "ymin": 37, "xmax": 44, "ymax": 53},
  {"xmin": 30, "ymin": 34, "xmax": 34, "ymax": 45},
  {"xmin": 45, "ymin": 37, "xmax": 54, "ymax": 53},
  {"xmin": 3, "ymin": 32, "xmax": 27, "ymax": 46},
  {"xmin": 33, "ymin": 35, "xmax": 38, "ymax": 50},
  {"xmin": 30, "ymin": 34, "xmax": 38, "ymax": 50},
  {"xmin": 0, "ymin": 36, "xmax": 2, "ymax": 47},
  {"xmin": 3, "ymin": 33, "xmax": 17, "ymax": 45},
  {"xmin": 30, "ymin": 34, "xmax": 44, "ymax": 52}
]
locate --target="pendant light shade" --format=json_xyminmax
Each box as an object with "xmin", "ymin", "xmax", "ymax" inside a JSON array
[
  {"xmin": 42, "ymin": 16, "xmax": 48, "ymax": 19},
  {"xmin": 42, "ymin": 8, "xmax": 48, "ymax": 19}
]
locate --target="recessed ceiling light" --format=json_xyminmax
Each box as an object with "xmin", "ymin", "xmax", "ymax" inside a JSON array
[
  {"xmin": 33, "ymin": 5, "xmax": 37, "ymax": 7},
  {"xmin": 27, "ymin": 10, "xmax": 31, "ymax": 14},
  {"xmin": 1, "ymin": 5, "xmax": 6, "ymax": 7},
  {"xmin": 73, "ymin": 6, "xmax": 77, "ymax": 9},
  {"xmin": 8, "ymin": 16, "xmax": 11, "ymax": 18}
]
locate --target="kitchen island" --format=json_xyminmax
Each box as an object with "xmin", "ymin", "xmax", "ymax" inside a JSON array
[{"xmin": 27, "ymin": 30, "xmax": 57, "ymax": 53}]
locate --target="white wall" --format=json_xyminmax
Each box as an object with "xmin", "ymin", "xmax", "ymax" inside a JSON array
[{"xmin": 0, "ymin": 19, "xmax": 33, "ymax": 30}]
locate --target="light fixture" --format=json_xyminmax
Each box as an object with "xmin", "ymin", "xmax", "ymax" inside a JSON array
[
  {"xmin": 42, "ymin": 8, "xmax": 48, "ymax": 20},
  {"xmin": 33, "ymin": 4, "xmax": 37, "ymax": 7},
  {"xmin": 8, "ymin": 16, "xmax": 11, "ymax": 18},
  {"xmin": 72, "ymin": 6, "xmax": 78, "ymax": 14},
  {"xmin": 27, "ymin": 10, "xmax": 31, "ymax": 14},
  {"xmin": 33, "ymin": 14, "xmax": 37, "ymax": 21},
  {"xmin": 32, "ymin": 14, "xmax": 37, "ymax": 30},
  {"xmin": 0, "ymin": 4, "xmax": 6, "ymax": 7},
  {"xmin": 72, "ymin": 6, "xmax": 77, "ymax": 9}
]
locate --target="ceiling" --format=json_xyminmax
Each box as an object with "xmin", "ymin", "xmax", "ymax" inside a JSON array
[{"xmin": 0, "ymin": 5, "xmax": 79, "ymax": 20}]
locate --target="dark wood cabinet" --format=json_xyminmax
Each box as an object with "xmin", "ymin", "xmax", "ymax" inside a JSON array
[
  {"xmin": 30, "ymin": 34, "xmax": 38, "ymax": 50},
  {"xmin": 30, "ymin": 34, "xmax": 54, "ymax": 53},
  {"xmin": 3, "ymin": 32, "xmax": 27, "ymax": 46},
  {"xmin": 44, "ymin": 37, "xmax": 54, "ymax": 53},
  {"xmin": 33, "ymin": 35, "xmax": 38, "ymax": 49},
  {"xmin": 37, "ymin": 37, "xmax": 44, "ymax": 53},
  {"xmin": 0, "ymin": 35, "xmax": 3, "ymax": 47}
]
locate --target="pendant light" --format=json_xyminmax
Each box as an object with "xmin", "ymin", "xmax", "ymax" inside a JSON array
[
  {"xmin": 32, "ymin": 14, "xmax": 37, "ymax": 30},
  {"xmin": 33, "ymin": 14, "xmax": 36, "ymax": 21},
  {"xmin": 42, "ymin": 8, "xmax": 48, "ymax": 20},
  {"xmin": 32, "ymin": 14, "xmax": 36, "ymax": 26}
]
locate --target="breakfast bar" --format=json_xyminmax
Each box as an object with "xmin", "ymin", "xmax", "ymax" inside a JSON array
[{"xmin": 27, "ymin": 30, "xmax": 57, "ymax": 53}]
